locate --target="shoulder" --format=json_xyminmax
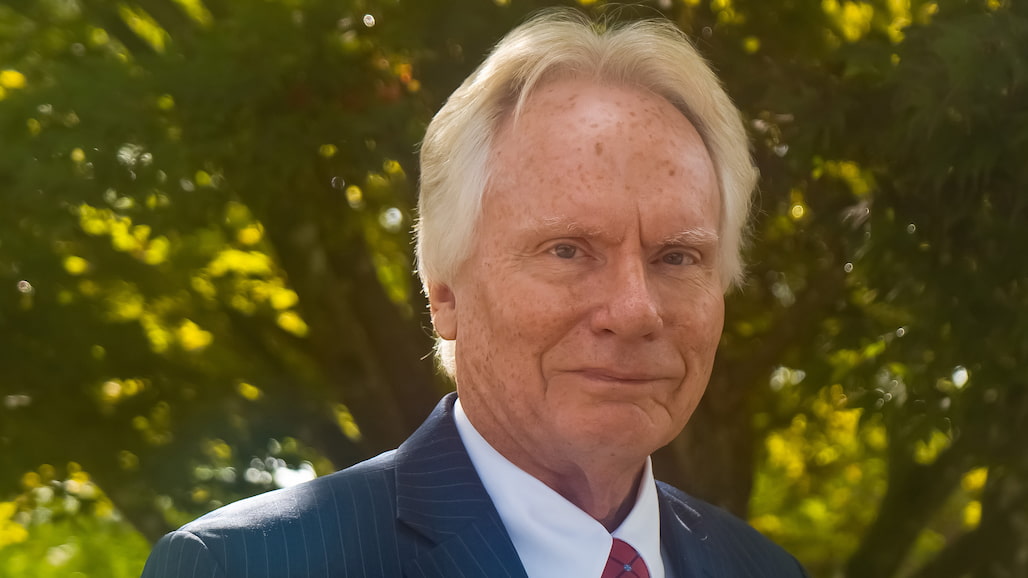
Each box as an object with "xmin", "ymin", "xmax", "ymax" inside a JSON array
[
  {"xmin": 143, "ymin": 450, "xmax": 402, "ymax": 578},
  {"xmin": 656, "ymin": 480, "xmax": 769, "ymax": 544},
  {"xmin": 657, "ymin": 481, "xmax": 809, "ymax": 577}
]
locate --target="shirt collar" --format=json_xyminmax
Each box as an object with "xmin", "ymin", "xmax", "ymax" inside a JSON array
[{"xmin": 454, "ymin": 398, "xmax": 665, "ymax": 578}]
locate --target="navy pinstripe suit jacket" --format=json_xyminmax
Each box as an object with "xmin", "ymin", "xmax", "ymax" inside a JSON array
[{"xmin": 141, "ymin": 394, "xmax": 807, "ymax": 577}]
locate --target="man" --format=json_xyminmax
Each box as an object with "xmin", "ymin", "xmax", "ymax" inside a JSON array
[{"xmin": 142, "ymin": 10, "xmax": 808, "ymax": 578}]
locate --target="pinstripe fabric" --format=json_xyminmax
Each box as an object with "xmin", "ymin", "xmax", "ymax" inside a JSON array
[
  {"xmin": 141, "ymin": 394, "xmax": 807, "ymax": 577},
  {"xmin": 657, "ymin": 482, "xmax": 809, "ymax": 578}
]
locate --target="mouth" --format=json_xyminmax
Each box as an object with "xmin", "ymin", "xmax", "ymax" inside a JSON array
[{"xmin": 571, "ymin": 369, "xmax": 669, "ymax": 384}]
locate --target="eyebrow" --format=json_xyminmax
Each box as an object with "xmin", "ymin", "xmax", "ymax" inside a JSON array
[
  {"xmin": 660, "ymin": 228, "xmax": 720, "ymax": 248},
  {"xmin": 528, "ymin": 217, "xmax": 719, "ymax": 247},
  {"xmin": 533, "ymin": 217, "xmax": 612, "ymax": 240}
]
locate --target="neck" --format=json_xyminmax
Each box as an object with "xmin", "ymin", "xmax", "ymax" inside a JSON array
[
  {"xmin": 480, "ymin": 430, "xmax": 648, "ymax": 532},
  {"xmin": 535, "ymin": 462, "xmax": 646, "ymax": 531},
  {"xmin": 456, "ymin": 395, "xmax": 649, "ymax": 531}
]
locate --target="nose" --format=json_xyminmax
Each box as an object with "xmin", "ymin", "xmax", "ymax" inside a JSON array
[{"xmin": 589, "ymin": 259, "xmax": 663, "ymax": 339}]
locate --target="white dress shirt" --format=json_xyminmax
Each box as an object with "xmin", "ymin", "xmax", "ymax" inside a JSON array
[{"xmin": 454, "ymin": 399, "xmax": 668, "ymax": 578}]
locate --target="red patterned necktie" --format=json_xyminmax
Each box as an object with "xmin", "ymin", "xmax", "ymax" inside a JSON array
[{"xmin": 601, "ymin": 538, "xmax": 650, "ymax": 578}]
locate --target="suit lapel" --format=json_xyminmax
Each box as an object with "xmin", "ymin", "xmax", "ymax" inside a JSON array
[
  {"xmin": 395, "ymin": 393, "xmax": 528, "ymax": 578},
  {"xmin": 658, "ymin": 482, "xmax": 717, "ymax": 578},
  {"xmin": 401, "ymin": 516, "xmax": 528, "ymax": 578}
]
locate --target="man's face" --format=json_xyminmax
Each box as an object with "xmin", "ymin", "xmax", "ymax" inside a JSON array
[{"xmin": 431, "ymin": 78, "xmax": 724, "ymax": 471}]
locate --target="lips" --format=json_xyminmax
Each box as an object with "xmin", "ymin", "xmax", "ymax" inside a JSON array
[{"xmin": 571, "ymin": 368, "xmax": 670, "ymax": 383}]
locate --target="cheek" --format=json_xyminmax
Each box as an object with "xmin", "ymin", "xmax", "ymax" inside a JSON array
[
  {"xmin": 700, "ymin": 293, "xmax": 726, "ymax": 346},
  {"xmin": 673, "ymin": 288, "xmax": 725, "ymax": 357},
  {"xmin": 485, "ymin": 268, "xmax": 581, "ymax": 335},
  {"xmin": 669, "ymin": 294, "xmax": 723, "ymax": 405},
  {"xmin": 456, "ymin": 279, "xmax": 556, "ymax": 372}
]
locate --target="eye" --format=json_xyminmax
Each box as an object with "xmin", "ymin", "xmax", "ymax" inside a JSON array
[
  {"xmin": 661, "ymin": 251, "xmax": 696, "ymax": 266},
  {"xmin": 551, "ymin": 244, "xmax": 578, "ymax": 259}
]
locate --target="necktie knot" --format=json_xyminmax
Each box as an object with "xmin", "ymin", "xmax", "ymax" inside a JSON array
[{"xmin": 601, "ymin": 538, "xmax": 650, "ymax": 578}]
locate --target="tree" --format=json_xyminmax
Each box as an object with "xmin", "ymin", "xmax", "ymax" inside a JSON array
[{"xmin": 1, "ymin": 0, "xmax": 1025, "ymax": 575}]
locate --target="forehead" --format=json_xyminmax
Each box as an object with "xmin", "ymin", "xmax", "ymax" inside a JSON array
[
  {"xmin": 504, "ymin": 78, "xmax": 694, "ymax": 145},
  {"xmin": 485, "ymin": 78, "xmax": 719, "ymax": 234}
]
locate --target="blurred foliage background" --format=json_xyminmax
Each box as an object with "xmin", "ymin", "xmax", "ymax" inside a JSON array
[{"xmin": 1, "ymin": 0, "xmax": 1026, "ymax": 576}]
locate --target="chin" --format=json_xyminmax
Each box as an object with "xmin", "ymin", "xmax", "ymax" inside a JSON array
[{"xmin": 558, "ymin": 406, "xmax": 669, "ymax": 456}]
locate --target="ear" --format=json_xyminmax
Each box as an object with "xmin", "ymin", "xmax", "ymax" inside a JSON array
[{"xmin": 428, "ymin": 282, "xmax": 457, "ymax": 340}]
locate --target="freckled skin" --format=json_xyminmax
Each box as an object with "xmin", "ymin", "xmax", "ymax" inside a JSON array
[{"xmin": 430, "ymin": 78, "xmax": 723, "ymax": 528}]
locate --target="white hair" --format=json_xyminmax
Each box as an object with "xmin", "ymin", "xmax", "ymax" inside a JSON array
[{"xmin": 415, "ymin": 9, "xmax": 758, "ymax": 376}]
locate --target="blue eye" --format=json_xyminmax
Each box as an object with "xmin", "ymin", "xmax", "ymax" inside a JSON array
[
  {"xmin": 662, "ymin": 252, "xmax": 685, "ymax": 265},
  {"xmin": 662, "ymin": 252, "xmax": 698, "ymax": 265},
  {"xmin": 552, "ymin": 244, "xmax": 578, "ymax": 259}
]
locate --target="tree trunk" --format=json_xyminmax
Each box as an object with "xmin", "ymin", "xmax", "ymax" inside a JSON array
[
  {"xmin": 845, "ymin": 436, "xmax": 976, "ymax": 578},
  {"xmin": 93, "ymin": 474, "xmax": 171, "ymax": 544},
  {"xmin": 911, "ymin": 467, "xmax": 1028, "ymax": 578},
  {"xmin": 255, "ymin": 194, "xmax": 438, "ymax": 454}
]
